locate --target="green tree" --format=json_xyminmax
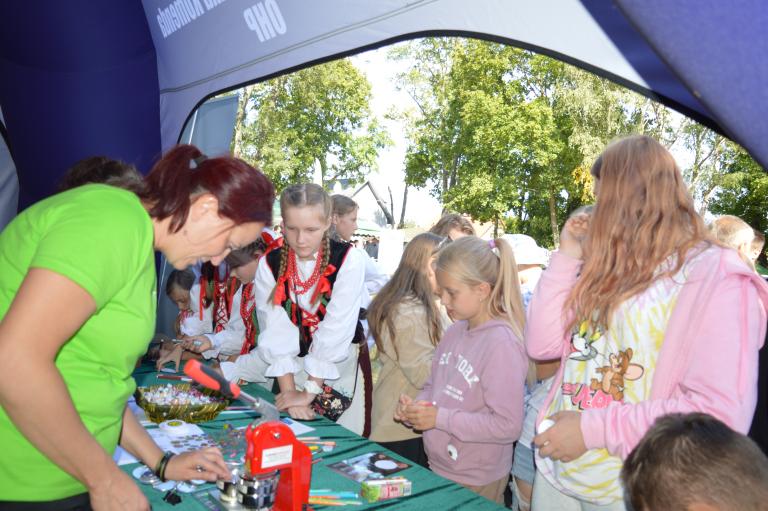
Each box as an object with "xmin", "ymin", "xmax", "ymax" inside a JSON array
[
  {"xmin": 391, "ymin": 38, "xmax": 472, "ymax": 207},
  {"xmin": 709, "ymin": 144, "xmax": 768, "ymax": 233},
  {"xmin": 392, "ymin": 36, "xmax": 768, "ymax": 249},
  {"xmin": 237, "ymin": 59, "xmax": 390, "ymax": 191}
]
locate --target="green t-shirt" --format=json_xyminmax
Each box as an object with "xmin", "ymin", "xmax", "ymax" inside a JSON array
[{"xmin": 0, "ymin": 185, "xmax": 156, "ymax": 501}]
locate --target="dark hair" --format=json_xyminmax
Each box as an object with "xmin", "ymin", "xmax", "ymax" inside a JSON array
[
  {"xmin": 429, "ymin": 213, "xmax": 475, "ymax": 238},
  {"xmin": 165, "ymin": 269, "xmax": 196, "ymax": 296},
  {"xmin": 59, "ymin": 156, "xmax": 145, "ymax": 193},
  {"xmin": 140, "ymin": 144, "xmax": 275, "ymax": 233},
  {"xmin": 622, "ymin": 413, "xmax": 768, "ymax": 511},
  {"xmin": 225, "ymin": 238, "xmax": 267, "ymax": 269}
]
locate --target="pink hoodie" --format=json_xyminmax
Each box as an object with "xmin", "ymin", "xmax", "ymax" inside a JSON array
[
  {"xmin": 526, "ymin": 245, "xmax": 768, "ymax": 459},
  {"xmin": 417, "ymin": 319, "xmax": 527, "ymax": 486}
]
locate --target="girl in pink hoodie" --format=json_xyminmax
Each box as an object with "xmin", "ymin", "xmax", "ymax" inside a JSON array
[
  {"xmin": 528, "ymin": 135, "xmax": 768, "ymax": 509},
  {"xmin": 399, "ymin": 236, "xmax": 531, "ymax": 504}
]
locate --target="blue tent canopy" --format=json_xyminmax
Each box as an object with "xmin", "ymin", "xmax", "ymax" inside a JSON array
[{"xmin": 0, "ymin": 0, "xmax": 764, "ymax": 212}]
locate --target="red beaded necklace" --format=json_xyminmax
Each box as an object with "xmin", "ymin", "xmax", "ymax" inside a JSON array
[
  {"xmin": 286, "ymin": 247, "xmax": 324, "ymax": 296},
  {"xmin": 240, "ymin": 282, "xmax": 256, "ymax": 354}
]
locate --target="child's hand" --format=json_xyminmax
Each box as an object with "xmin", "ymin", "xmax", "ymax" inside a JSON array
[
  {"xmin": 276, "ymin": 390, "xmax": 315, "ymax": 410},
  {"xmin": 182, "ymin": 336, "xmax": 212, "ymax": 353},
  {"xmin": 155, "ymin": 344, "xmax": 183, "ymax": 372},
  {"xmin": 403, "ymin": 401, "xmax": 437, "ymax": 431},
  {"xmin": 559, "ymin": 213, "xmax": 591, "ymax": 260},
  {"xmin": 287, "ymin": 405, "xmax": 316, "ymax": 421},
  {"xmin": 394, "ymin": 394, "xmax": 413, "ymax": 423},
  {"xmin": 533, "ymin": 411, "xmax": 587, "ymax": 462}
]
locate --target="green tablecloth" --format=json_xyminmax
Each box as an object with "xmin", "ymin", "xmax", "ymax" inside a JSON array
[{"xmin": 128, "ymin": 366, "xmax": 506, "ymax": 510}]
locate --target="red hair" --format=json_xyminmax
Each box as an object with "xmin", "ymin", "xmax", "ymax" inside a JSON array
[{"xmin": 140, "ymin": 144, "xmax": 275, "ymax": 232}]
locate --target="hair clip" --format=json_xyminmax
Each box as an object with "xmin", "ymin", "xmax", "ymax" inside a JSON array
[
  {"xmin": 436, "ymin": 236, "xmax": 452, "ymax": 250},
  {"xmin": 488, "ymin": 239, "xmax": 500, "ymax": 258}
]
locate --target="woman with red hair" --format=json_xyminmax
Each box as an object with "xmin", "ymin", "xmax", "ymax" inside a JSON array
[{"xmin": 0, "ymin": 145, "xmax": 274, "ymax": 510}]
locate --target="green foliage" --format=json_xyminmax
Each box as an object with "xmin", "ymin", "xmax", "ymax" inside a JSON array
[
  {"xmin": 391, "ymin": 38, "xmax": 638, "ymax": 246},
  {"xmin": 390, "ymin": 36, "xmax": 768, "ymax": 248},
  {"xmin": 709, "ymin": 144, "xmax": 768, "ymax": 233},
  {"xmin": 237, "ymin": 59, "xmax": 390, "ymax": 192}
]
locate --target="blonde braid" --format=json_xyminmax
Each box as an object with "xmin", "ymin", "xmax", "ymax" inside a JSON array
[
  {"xmin": 312, "ymin": 231, "xmax": 331, "ymax": 305},
  {"xmin": 269, "ymin": 243, "xmax": 290, "ymax": 303}
]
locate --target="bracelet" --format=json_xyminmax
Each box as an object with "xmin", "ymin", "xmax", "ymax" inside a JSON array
[
  {"xmin": 154, "ymin": 451, "xmax": 175, "ymax": 482},
  {"xmin": 303, "ymin": 380, "xmax": 323, "ymax": 396}
]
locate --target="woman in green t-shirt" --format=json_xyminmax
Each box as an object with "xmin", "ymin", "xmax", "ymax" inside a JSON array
[{"xmin": 0, "ymin": 145, "xmax": 275, "ymax": 510}]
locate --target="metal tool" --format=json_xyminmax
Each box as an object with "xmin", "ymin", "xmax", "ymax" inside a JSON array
[{"xmin": 183, "ymin": 360, "xmax": 312, "ymax": 511}]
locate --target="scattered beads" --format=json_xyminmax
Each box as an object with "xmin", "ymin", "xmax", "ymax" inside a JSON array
[{"xmin": 141, "ymin": 384, "xmax": 220, "ymax": 406}]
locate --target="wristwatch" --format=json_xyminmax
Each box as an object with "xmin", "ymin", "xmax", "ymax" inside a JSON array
[{"xmin": 303, "ymin": 380, "xmax": 323, "ymax": 396}]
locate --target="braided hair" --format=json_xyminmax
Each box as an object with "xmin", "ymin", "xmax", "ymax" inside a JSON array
[
  {"xmin": 270, "ymin": 183, "xmax": 333, "ymax": 304},
  {"xmin": 317, "ymin": 230, "xmax": 331, "ymax": 303}
]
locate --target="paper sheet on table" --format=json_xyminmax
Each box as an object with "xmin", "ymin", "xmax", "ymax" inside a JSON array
[
  {"xmin": 235, "ymin": 417, "xmax": 315, "ymax": 436},
  {"xmin": 233, "ymin": 417, "xmax": 314, "ymax": 434},
  {"xmin": 147, "ymin": 425, "xmax": 216, "ymax": 455},
  {"xmin": 281, "ymin": 417, "xmax": 315, "ymax": 436},
  {"xmin": 113, "ymin": 446, "xmax": 139, "ymax": 466},
  {"xmin": 127, "ymin": 395, "xmax": 151, "ymax": 426}
]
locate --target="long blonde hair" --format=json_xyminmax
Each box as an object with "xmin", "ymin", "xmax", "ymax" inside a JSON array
[
  {"xmin": 271, "ymin": 183, "xmax": 333, "ymax": 304},
  {"xmin": 368, "ymin": 233, "xmax": 445, "ymax": 360},
  {"xmin": 435, "ymin": 236, "xmax": 526, "ymax": 341},
  {"xmin": 566, "ymin": 135, "xmax": 710, "ymax": 331}
]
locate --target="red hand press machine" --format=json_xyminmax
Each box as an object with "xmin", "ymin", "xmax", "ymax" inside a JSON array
[{"xmin": 184, "ymin": 360, "xmax": 312, "ymax": 510}]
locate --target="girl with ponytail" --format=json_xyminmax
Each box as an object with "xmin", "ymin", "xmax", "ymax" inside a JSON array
[
  {"xmin": 0, "ymin": 143, "xmax": 274, "ymax": 508},
  {"xmin": 399, "ymin": 235, "xmax": 530, "ymax": 504},
  {"xmin": 220, "ymin": 184, "xmax": 372, "ymax": 436}
]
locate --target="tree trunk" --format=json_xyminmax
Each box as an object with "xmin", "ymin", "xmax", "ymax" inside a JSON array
[
  {"xmin": 230, "ymin": 86, "xmax": 253, "ymax": 157},
  {"xmin": 548, "ymin": 193, "xmax": 560, "ymax": 247},
  {"xmin": 367, "ymin": 182, "xmax": 395, "ymax": 225},
  {"xmin": 493, "ymin": 214, "xmax": 499, "ymax": 239},
  {"xmin": 319, "ymin": 158, "xmax": 328, "ymax": 188},
  {"xmin": 699, "ymin": 185, "xmax": 718, "ymax": 217},
  {"xmin": 387, "ymin": 186, "xmax": 396, "ymax": 228},
  {"xmin": 441, "ymin": 169, "xmax": 449, "ymax": 213},
  {"xmin": 398, "ymin": 186, "xmax": 409, "ymax": 228}
]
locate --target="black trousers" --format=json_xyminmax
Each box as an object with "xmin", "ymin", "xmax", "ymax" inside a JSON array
[
  {"xmin": 378, "ymin": 437, "xmax": 429, "ymax": 468},
  {"xmin": 749, "ymin": 334, "xmax": 768, "ymax": 454},
  {"xmin": 0, "ymin": 493, "xmax": 91, "ymax": 511}
]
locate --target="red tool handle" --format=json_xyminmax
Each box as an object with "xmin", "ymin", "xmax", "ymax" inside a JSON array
[{"xmin": 183, "ymin": 360, "xmax": 241, "ymax": 399}]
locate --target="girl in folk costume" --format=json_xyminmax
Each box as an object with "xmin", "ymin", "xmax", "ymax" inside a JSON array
[
  {"xmin": 184, "ymin": 237, "xmax": 268, "ymax": 365},
  {"xmin": 221, "ymin": 184, "xmax": 371, "ymax": 435},
  {"xmin": 331, "ymin": 194, "xmax": 389, "ymax": 349},
  {"xmin": 154, "ymin": 269, "xmax": 214, "ymax": 371},
  {"xmin": 167, "ymin": 269, "xmax": 214, "ymax": 338},
  {"xmin": 203, "ymin": 261, "xmax": 240, "ymax": 335},
  {"xmin": 330, "ymin": 194, "xmax": 388, "ymax": 298},
  {"xmin": 528, "ymin": 136, "xmax": 768, "ymax": 509}
]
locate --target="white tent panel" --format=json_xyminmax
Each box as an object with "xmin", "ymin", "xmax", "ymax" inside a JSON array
[{"xmin": 142, "ymin": 0, "xmax": 647, "ymax": 150}]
